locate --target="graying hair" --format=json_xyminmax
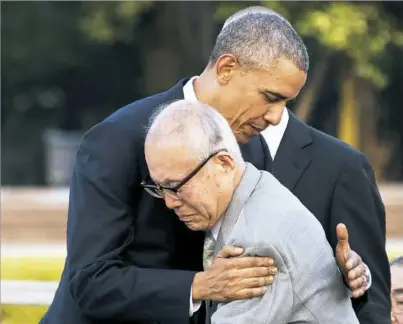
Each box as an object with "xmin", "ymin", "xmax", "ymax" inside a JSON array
[
  {"xmin": 390, "ymin": 255, "xmax": 403, "ymax": 266},
  {"xmin": 222, "ymin": 6, "xmax": 291, "ymax": 30},
  {"xmin": 209, "ymin": 6, "xmax": 309, "ymax": 72},
  {"xmin": 146, "ymin": 100, "xmax": 244, "ymax": 164}
]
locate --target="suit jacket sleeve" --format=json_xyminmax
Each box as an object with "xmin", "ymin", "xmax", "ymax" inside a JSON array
[
  {"xmin": 211, "ymin": 244, "xmax": 293, "ymax": 324},
  {"xmin": 66, "ymin": 120, "xmax": 196, "ymax": 322},
  {"xmin": 329, "ymin": 152, "xmax": 391, "ymax": 323}
]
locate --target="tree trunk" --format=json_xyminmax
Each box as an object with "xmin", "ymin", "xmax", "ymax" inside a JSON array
[
  {"xmin": 294, "ymin": 53, "xmax": 332, "ymax": 121},
  {"xmin": 338, "ymin": 65, "xmax": 360, "ymax": 149},
  {"xmin": 140, "ymin": 2, "xmax": 215, "ymax": 96},
  {"xmin": 356, "ymin": 79, "xmax": 391, "ymax": 180}
]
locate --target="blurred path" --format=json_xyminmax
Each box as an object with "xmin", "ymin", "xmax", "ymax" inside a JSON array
[{"xmin": 1, "ymin": 239, "xmax": 403, "ymax": 258}]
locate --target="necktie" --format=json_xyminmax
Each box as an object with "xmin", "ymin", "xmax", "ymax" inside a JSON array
[
  {"xmin": 203, "ymin": 232, "xmax": 216, "ymax": 324},
  {"xmin": 203, "ymin": 231, "xmax": 216, "ymax": 270}
]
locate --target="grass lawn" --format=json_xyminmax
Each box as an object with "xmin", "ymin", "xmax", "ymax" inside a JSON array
[
  {"xmin": 1, "ymin": 257, "xmax": 64, "ymax": 324},
  {"xmin": 1, "ymin": 251, "xmax": 402, "ymax": 324}
]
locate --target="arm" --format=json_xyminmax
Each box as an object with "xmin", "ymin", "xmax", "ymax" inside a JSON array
[
  {"xmin": 330, "ymin": 153, "xmax": 391, "ymax": 323},
  {"xmin": 67, "ymin": 120, "xmax": 196, "ymax": 323},
  {"xmin": 211, "ymin": 244, "xmax": 292, "ymax": 324}
]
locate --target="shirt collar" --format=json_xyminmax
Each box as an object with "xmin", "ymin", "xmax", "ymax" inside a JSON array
[
  {"xmin": 210, "ymin": 217, "xmax": 223, "ymax": 241},
  {"xmin": 183, "ymin": 76, "xmax": 199, "ymax": 101}
]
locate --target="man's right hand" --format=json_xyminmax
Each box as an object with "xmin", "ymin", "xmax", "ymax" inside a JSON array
[{"xmin": 191, "ymin": 245, "xmax": 277, "ymax": 302}]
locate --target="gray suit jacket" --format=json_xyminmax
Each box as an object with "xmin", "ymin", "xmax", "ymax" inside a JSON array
[{"xmin": 211, "ymin": 163, "xmax": 359, "ymax": 324}]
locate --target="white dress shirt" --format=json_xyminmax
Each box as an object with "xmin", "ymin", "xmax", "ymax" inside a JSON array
[{"xmin": 182, "ymin": 76, "xmax": 371, "ymax": 316}]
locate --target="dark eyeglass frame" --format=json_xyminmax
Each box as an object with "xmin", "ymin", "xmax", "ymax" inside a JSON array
[{"xmin": 141, "ymin": 148, "xmax": 228, "ymax": 199}]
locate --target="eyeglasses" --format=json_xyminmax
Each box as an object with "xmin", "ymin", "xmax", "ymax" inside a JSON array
[{"xmin": 141, "ymin": 148, "xmax": 228, "ymax": 200}]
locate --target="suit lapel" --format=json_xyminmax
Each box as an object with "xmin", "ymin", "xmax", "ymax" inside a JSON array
[
  {"xmin": 273, "ymin": 111, "xmax": 313, "ymax": 191},
  {"xmin": 214, "ymin": 164, "xmax": 262, "ymax": 256},
  {"xmin": 239, "ymin": 135, "xmax": 266, "ymax": 171},
  {"xmin": 164, "ymin": 77, "xmax": 189, "ymax": 101}
]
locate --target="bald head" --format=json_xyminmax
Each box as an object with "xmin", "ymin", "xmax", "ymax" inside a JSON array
[{"xmin": 146, "ymin": 100, "xmax": 243, "ymax": 163}]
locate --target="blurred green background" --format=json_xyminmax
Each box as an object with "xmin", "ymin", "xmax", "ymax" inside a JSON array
[
  {"xmin": 1, "ymin": 1, "xmax": 403, "ymax": 323},
  {"xmin": 2, "ymin": 1, "xmax": 403, "ymax": 184}
]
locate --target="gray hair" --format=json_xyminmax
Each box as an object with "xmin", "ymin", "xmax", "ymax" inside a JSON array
[
  {"xmin": 390, "ymin": 255, "xmax": 403, "ymax": 267},
  {"xmin": 222, "ymin": 6, "xmax": 291, "ymax": 30},
  {"xmin": 209, "ymin": 6, "xmax": 309, "ymax": 72},
  {"xmin": 146, "ymin": 100, "xmax": 244, "ymax": 164}
]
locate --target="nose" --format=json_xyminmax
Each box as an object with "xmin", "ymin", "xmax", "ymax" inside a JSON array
[
  {"xmin": 164, "ymin": 193, "xmax": 183, "ymax": 210},
  {"xmin": 263, "ymin": 104, "xmax": 285, "ymax": 126}
]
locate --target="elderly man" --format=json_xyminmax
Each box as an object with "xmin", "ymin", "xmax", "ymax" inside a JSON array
[
  {"xmin": 391, "ymin": 256, "xmax": 403, "ymax": 324},
  {"xmin": 143, "ymin": 99, "xmax": 360, "ymax": 324},
  {"xmin": 42, "ymin": 6, "xmax": 387, "ymax": 324}
]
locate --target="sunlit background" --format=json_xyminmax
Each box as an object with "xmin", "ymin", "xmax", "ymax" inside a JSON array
[{"xmin": 1, "ymin": 1, "xmax": 403, "ymax": 323}]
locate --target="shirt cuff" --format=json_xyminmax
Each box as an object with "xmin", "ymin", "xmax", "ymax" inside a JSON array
[
  {"xmin": 364, "ymin": 263, "xmax": 372, "ymax": 290},
  {"xmin": 189, "ymin": 287, "xmax": 202, "ymax": 317}
]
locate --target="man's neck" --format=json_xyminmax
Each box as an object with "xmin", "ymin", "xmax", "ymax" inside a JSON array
[
  {"xmin": 209, "ymin": 163, "xmax": 246, "ymax": 239},
  {"xmin": 193, "ymin": 70, "xmax": 218, "ymax": 107},
  {"xmin": 215, "ymin": 163, "xmax": 246, "ymax": 222}
]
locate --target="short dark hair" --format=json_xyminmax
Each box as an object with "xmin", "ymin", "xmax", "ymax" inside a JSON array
[
  {"xmin": 390, "ymin": 255, "xmax": 403, "ymax": 266},
  {"xmin": 209, "ymin": 9, "xmax": 309, "ymax": 72}
]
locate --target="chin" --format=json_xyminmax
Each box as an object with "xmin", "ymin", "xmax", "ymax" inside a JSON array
[
  {"xmin": 235, "ymin": 132, "xmax": 252, "ymax": 144},
  {"xmin": 184, "ymin": 222, "xmax": 206, "ymax": 232}
]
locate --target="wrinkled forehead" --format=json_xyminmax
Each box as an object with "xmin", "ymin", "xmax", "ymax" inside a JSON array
[{"xmin": 145, "ymin": 140, "xmax": 196, "ymax": 181}]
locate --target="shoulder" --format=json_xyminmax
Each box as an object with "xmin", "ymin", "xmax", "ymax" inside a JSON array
[
  {"xmin": 81, "ymin": 84, "xmax": 182, "ymax": 152},
  {"xmin": 245, "ymin": 171, "xmax": 320, "ymax": 235},
  {"xmin": 309, "ymin": 126, "xmax": 363, "ymax": 164}
]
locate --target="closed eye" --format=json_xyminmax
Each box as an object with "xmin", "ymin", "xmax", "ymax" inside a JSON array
[
  {"xmin": 160, "ymin": 180, "xmax": 180, "ymax": 187},
  {"xmin": 264, "ymin": 96, "xmax": 278, "ymax": 103}
]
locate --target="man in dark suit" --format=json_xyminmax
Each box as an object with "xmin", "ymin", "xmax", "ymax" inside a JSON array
[{"xmin": 41, "ymin": 6, "xmax": 389, "ymax": 324}]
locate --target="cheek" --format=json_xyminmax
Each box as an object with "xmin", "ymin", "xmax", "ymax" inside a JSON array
[{"xmin": 182, "ymin": 185, "xmax": 211, "ymax": 215}]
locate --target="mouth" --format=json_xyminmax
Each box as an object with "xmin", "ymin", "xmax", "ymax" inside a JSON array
[
  {"xmin": 248, "ymin": 125, "xmax": 264, "ymax": 136},
  {"xmin": 250, "ymin": 124, "xmax": 266, "ymax": 132},
  {"xmin": 177, "ymin": 213, "xmax": 195, "ymax": 221}
]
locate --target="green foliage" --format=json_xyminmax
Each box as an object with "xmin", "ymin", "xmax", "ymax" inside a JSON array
[
  {"xmin": 215, "ymin": 1, "xmax": 403, "ymax": 88},
  {"xmin": 1, "ymin": 2, "xmax": 84, "ymax": 87},
  {"xmin": 1, "ymin": 305, "xmax": 48, "ymax": 324},
  {"xmin": 1, "ymin": 257, "xmax": 64, "ymax": 281},
  {"xmin": 80, "ymin": 2, "xmax": 153, "ymax": 43},
  {"xmin": 1, "ymin": 2, "xmax": 152, "ymax": 88},
  {"xmin": 0, "ymin": 257, "xmax": 64, "ymax": 324}
]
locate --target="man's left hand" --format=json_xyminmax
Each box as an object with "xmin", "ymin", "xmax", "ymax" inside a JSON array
[{"xmin": 335, "ymin": 223, "xmax": 367, "ymax": 298}]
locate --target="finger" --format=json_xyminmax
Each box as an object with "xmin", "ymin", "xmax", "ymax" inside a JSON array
[
  {"xmin": 216, "ymin": 245, "xmax": 244, "ymax": 258},
  {"xmin": 349, "ymin": 275, "xmax": 366, "ymax": 290},
  {"xmin": 236, "ymin": 286, "xmax": 267, "ymax": 299},
  {"xmin": 269, "ymin": 265, "xmax": 278, "ymax": 276},
  {"xmin": 239, "ymin": 276, "xmax": 274, "ymax": 289},
  {"xmin": 348, "ymin": 262, "xmax": 365, "ymax": 280},
  {"xmin": 228, "ymin": 256, "xmax": 275, "ymax": 269},
  {"xmin": 346, "ymin": 254, "xmax": 365, "ymax": 274},
  {"xmin": 336, "ymin": 223, "xmax": 350, "ymax": 252},
  {"xmin": 236, "ymin": 265, "xmax": 276, "ymax": 279},
  {"xmin": 352, "ymin": 286, "xmax": 366, "ymax": 299}
]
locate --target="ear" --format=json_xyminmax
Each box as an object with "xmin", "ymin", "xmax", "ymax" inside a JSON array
[
  {"xmin": 213, "ymin": 152, "xmax": 235, "ymax": 172},
  {"xmin": 215, "ymin": 55, "xmax": 239, "ymax": 85}
]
